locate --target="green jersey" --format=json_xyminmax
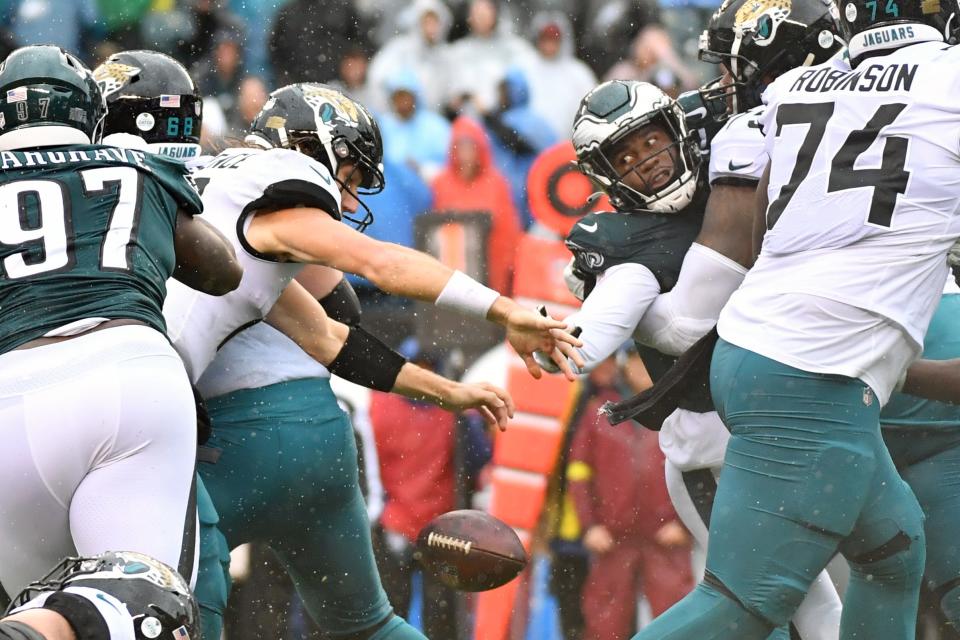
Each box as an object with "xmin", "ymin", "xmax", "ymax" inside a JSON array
[
  {"xmin": 565, "ymin": 200, "xmax": 705, "ymax": 296},
  {"xmin": 0, "ymin": 144, "xmax": 202, "ymax": 354},
  {"xmin": 565, "ymin": 194, "xmax": 710, "ymax": 411}
]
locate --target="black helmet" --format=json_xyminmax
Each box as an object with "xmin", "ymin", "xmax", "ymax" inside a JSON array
[
  {"xmin": 247, "ymin": 83, "xmax": 384, "ymax": 232},
  {"xmin": 94, "ymin": 50, "xmax": 202, "ymax": 159},
  {"xmin": 0, "ymin": 45, "xmax": 105, "ymax": 150},
  {"xmin": 699, "ymin": 0, "xmax": 844, "ymax": 115},
  {"xmin": 9, "ymin": 551, "xmax": 198, "ymax": 640},
  {"xmin": 838, "ymin": 0, "xmax": 959, "ymax": 60}
]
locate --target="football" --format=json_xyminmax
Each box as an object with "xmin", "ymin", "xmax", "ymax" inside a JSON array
[{"xmin": 414, "ymin": 510, "xmax": 528, "ymax": 592}]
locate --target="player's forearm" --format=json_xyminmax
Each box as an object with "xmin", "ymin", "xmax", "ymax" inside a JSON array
[
  {"xmin": 902, "ymin": 358, "xmax": 960, "ymax": 405},
  {"xmin": 366, "ymin": 246, "xmax": 521, "ymax": 324},
  {"xmin": 360, "ymin": 242, "xmax": 458, "ymax": 301},
  {"xmin": 634, "ymin": 244, "xmax": 746, "ymax": 356},
  {"xmin": 390, "ymin": 362, "xmax": 460, "ymax": 407},
  {"xmin": 1, "ymin": 613, "xmax": 73, "ymax": 640},
  {"xmin": 173, "ymin": 212, "xmax": 242, "ymax": 296},
  {"xmin": 265, "ymin": 281, "xmax": 348, "ymax": 365}
]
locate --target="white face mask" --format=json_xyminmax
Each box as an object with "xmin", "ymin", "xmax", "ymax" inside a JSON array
[{"xmin": 147, "ymin": 142, "xmax": 201, "ymax": 160}]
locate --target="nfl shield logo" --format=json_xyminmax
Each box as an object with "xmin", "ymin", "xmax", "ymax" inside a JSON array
[{"xmin": 862, "ymin": 387, "xmax": 873, "ymax": 406}]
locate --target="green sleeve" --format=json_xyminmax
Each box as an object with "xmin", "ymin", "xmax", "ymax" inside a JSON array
[
  {"xmin": 565, "ymin": 210, "xmax": 701, "ymax": 292},
  {"xmin": 144, "ymin": 154, "xmax": 203, "ymax": 217}
]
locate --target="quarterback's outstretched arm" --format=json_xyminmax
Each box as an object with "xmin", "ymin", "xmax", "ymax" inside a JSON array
[
  {"xmin": 265, "ymin": 280, "xmax": 514, "ymax": 428},
  {"xmin": 245, "ymin": 206, "xmax": 583, "ymax": 378}
]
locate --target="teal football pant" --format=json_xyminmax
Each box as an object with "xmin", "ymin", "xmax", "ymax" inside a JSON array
[
  {"xmin": 195, "ymin": 378, "xmax": 425, "ymax": 639},
  {"xmin": 632, "ymin": 339, "xmax": 926, "ymax": 640},
  {"xmin": 193, "ymin": 475, "xmax": 229, "ymax": 640},
  {"xmin": 883, "ymin": 293, "xmax": 960, "ymax": 629}
]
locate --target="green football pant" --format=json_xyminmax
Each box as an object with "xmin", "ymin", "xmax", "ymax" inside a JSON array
[
  {"xmin": 883, "ymin": 293, "xmax": 960, "ymax": 628},
  {"xmin": 196, "ymin": 378, "xmax": 424, "ymax": 639},
  {"xmin": 193, "ymin": 475, "xmax": 229, "ymax": 640},
  {"xmin": 633, "ymin": 340, "xmax": 926, "ymax": 640}
]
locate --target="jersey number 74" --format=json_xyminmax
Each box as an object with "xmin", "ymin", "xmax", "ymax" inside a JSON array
[{"xmin": 767, "ymin": 102, "xmax": 910, "ymax": 230}]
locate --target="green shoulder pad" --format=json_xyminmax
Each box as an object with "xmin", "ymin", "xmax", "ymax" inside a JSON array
[
  {"xmin": 143, "ymin": 153, "xmax": 203, "ymax": 216},
  {"xmin": 565, "ymin": 209, "xmax": 702, "ymax": 292}
]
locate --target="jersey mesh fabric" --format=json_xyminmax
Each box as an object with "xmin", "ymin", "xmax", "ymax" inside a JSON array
[{"xmin": 0, "ymin": 145, "xmax": 200, "ymax": 353}]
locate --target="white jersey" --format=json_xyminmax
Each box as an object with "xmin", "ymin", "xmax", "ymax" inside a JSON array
[
  {"xmin": 719, "ymin": 42, "xmax": 960, "ymax": 403},
  {"xmin": 163, "ymin": 147, "xmax": 341, "ymax": 382},
  {"xmin": 707, "ymin": 105, "xmax": 768, "ymax": 186},
  {"xmin": 196, "ymin": 321, "xmax": 331, "ymax": 399}
]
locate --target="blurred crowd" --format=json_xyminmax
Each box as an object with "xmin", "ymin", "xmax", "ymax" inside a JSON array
[{"xmin": 0, "ymin": 0, "xmax": 715, "ymax": 295}]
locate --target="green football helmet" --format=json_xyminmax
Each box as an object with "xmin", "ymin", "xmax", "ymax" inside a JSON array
[{"xmin": 0, "ymin": 45, "xmax": 106, "ymax": 151}]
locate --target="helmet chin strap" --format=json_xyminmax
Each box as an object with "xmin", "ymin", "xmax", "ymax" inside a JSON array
[
  {"xmin": 730, "ymin": 30, "xmax": 743, "ymax": 114},
  {"xmin": 243, "ymin": 133, "xmax": 273, "ymax": 149}
]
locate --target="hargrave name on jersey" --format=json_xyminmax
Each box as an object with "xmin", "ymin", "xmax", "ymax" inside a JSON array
[
  {"xmin": 0, "ymin": 147, "xmax": 147, "ymax": 170},
  {"xmin": 789, "ymin": 62, "xmax": 917, "ymax": 94}
]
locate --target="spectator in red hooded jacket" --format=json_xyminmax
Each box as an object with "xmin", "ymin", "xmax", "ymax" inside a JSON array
[
  {"xmin": 431, "ymin": 115, "xmax": 522, "ymax": 295},
  {"xmin": 568, "ymin": 352, "xmax": 694, "ymax": 640}
]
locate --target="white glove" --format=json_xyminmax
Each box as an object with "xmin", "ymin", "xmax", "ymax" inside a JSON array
[
  {"xmin": 563, "ymin": 257, "xmax": 586, "ymax": 302},
  {"xmin": 532, "ymin": 349, "xmax": 562, "ymax": 374}
]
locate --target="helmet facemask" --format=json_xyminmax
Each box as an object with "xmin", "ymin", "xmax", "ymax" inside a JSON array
[
  {"xmin": 698, "ymin": 0, "xmax": 844, "ymax": 116},
  {"xmin": 290, "ymin": 132, "xmax": 385, "ymax": 233},
  {"xmin": 578, "ymin": 104, "xmax": 701, "ymax": 213},
  {"xmin": 249, "ymin": 84, "xmax": 386, "ymax": 233}
]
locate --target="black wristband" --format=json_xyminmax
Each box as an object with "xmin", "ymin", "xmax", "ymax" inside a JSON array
[
  {"xmin": 42, "ymin": 592, "xmax": 110, "ymax": 640},
  {"xmin": 328, "ymin": 325, "xmax": 406, "ymax": 392},
  {"xmin": 319, "ymin": 278, "xmax": 362, "ymax": 326}
]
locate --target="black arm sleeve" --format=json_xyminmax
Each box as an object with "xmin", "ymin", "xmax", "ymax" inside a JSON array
[
  {"xmin": 328, "ymin": 326, "xmax": 407, "ymax": 392},
  {"xmin": 319, "ymin": 278, "xmax": 362, "ymax": 326},
  {"xmin": 0, "ymin": 621, "xmax": 49, "ymax": 640}
]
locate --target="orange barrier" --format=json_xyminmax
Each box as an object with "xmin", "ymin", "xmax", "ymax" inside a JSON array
[
  {"xmin": 474, "ymin": 143, "xmax": 609, "ymax": 640},
  {"xmin": 488, "ymin": 468, "xmax": 549, "ymax": 531},
  {"xmin": 511, "ymin": 235, "xmax": 581, "ymax": 309},
  {"xmin": 492, "ymin": 413, "xmax": 563, "ymax": 475},
  {"xmin": 475, "ymin": 236, "xmax": 577, "ymax": 640},
  {"xmin": 527, "ymin": 141, "xmax": 611, "ymax": 238}
]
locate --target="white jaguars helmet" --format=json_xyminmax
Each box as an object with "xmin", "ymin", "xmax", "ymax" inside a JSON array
[{"xmin": 572, "ymin": 80, "xmax": 701, "ymax": 213}]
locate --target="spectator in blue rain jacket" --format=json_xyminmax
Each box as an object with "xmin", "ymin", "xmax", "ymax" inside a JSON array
[
  {"xmin": 483, "ymin": 66, "xmax": 558, "ymax": 228},
  {"xmin": 378, "ymin": 67, "xmax": 452, "ymax": 183}
]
